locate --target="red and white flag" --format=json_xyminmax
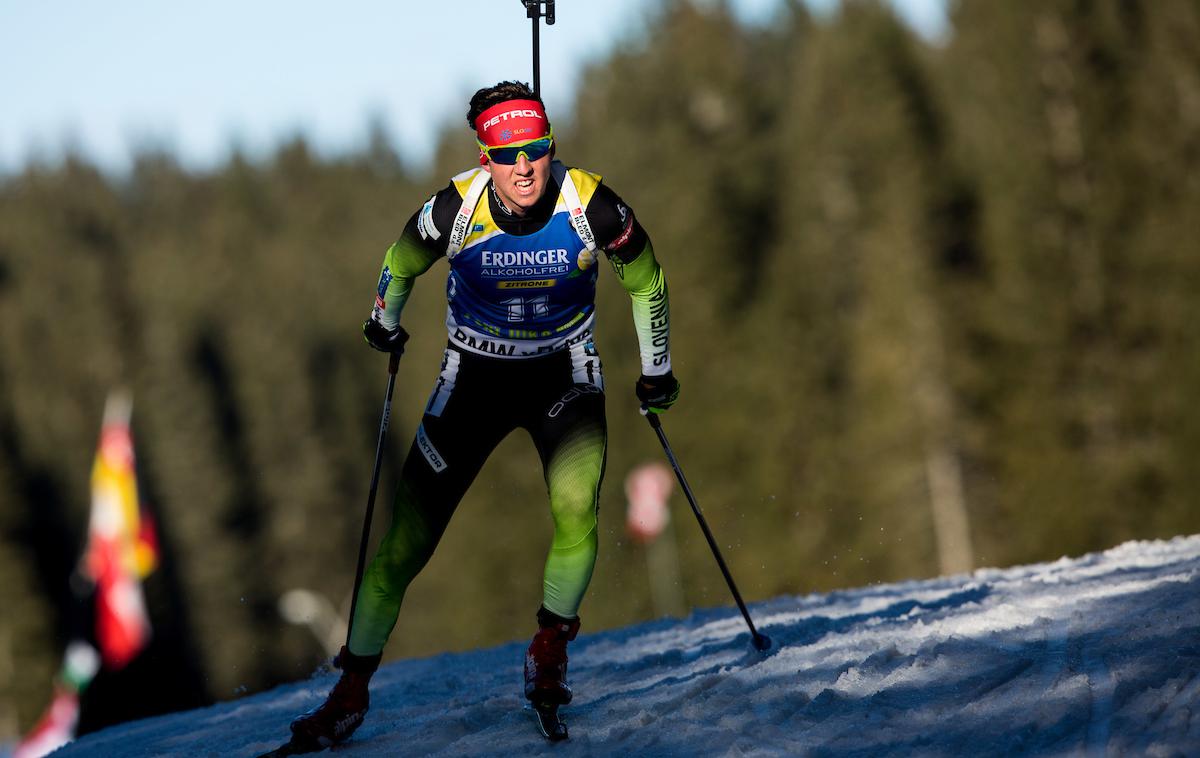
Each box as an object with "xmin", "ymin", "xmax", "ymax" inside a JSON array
[
  {"xmin": 13, "ymin": 642, "xmax": 100, "ymax": 758},
  {"xmin": 17, "ymin": 392, "xmax": 157, "ymax": 757},
  {"xmin": 81, "ymin": 390, "xmax": 159, "ymax": 670},
  {"xmin": 12, "ymin": 687, "xmax": 81, "ymax": 758}
]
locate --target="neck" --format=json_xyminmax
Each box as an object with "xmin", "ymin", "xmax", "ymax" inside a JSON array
[{"xmin": 491, "ymin": 182, "xmax": 525, "ymax": 217}]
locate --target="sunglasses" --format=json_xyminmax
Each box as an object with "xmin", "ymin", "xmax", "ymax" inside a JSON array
[{"xmin": 478, "ymin": 130, "xmax": 554, "ymax": 165}]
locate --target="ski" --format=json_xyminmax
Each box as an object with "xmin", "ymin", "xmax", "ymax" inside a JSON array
[
  {"xmin": 529, "ymin": 700, "xmax": 569, "ymax": 741},
  {"xmin": 254, "ymin": 735, "xmax": 325, "ymax": 758}
]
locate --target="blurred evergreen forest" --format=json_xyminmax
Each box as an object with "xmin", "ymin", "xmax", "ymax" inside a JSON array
[{"xmin": 2, "ymin": 0, "xmax": 1198, "ymax": 738}]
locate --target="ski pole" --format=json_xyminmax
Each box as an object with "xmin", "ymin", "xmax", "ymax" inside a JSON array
[
  {"xmin": 521, "ymin": 0, "xmax": 556, "ymax": 96},
  {"xmin": 643, "ymin": 409, "xmax": 772, "ymax": 651},
  {"xmin": 345, "ymin": 352, "xmax": 401, "ymax": 648}
]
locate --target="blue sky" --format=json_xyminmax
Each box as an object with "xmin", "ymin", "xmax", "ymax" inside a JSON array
[{"xmin": 0, "ymin": 0, "xmax": 946, "ymax": 175}]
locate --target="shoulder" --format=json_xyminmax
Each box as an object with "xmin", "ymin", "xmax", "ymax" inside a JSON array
[
  {"xmin": 449, "ymin": 167, "xmax": 490, "ymax": 198},
  {"xmin": 577, "ymin": 178, "xmax": 645, "ymax": 256},
  {"xmin": 564, "ymin": 166, "xmax": 603, "ymax": 206},
  {"xmin": 414, "ymin": 173, "xmax": 481, "ymax": 247}
]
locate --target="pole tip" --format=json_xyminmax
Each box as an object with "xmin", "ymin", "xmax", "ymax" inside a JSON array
[{"xmin": 752, "ymin": 633, "xmax": 773, "ymax": 652}]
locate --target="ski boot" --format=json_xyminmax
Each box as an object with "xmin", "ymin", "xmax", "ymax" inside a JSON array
[
  {"xmin": 524, "ymin": 606, "xmax": 581, "ymax": 741},
  {"xmin": 288, "ymin": 646, "xmax": 381, "ymax": 750}
]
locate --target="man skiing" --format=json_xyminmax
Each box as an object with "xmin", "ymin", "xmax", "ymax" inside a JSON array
[{"xmin": 288, "ymin": 80, "xmax": 679, "ymax": 748}]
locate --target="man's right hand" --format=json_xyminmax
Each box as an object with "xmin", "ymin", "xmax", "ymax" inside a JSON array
[{"xmin": 362, "ymin": 319, "xmax": 410, "ymax": 355}]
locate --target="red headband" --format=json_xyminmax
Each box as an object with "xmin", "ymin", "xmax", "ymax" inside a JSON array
[{"xmin": 474, "ymin": 99, "xmax": 551, "ymax": 147}]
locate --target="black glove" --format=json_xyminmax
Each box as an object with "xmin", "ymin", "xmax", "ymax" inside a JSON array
[
  {"xmin": 362, "ymin": 319, "xmax": 410, "ymax": 355},
  {"xmin": 635, "ymin": 371, "xmax": 680, "ymax": 414}
]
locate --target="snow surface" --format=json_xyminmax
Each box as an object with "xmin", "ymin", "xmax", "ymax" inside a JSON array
[{"xmin": 50, "ymin": 536, "xmax": 1200, "ymax": 757}]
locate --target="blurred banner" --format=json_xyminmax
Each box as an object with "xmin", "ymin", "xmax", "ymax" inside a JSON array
[
  {"xmin": 12, "ymin": 642, "xmax": 100, "ymax": 758},
  {"xmin": 625, "ymin": 462, "xmax": 673, "ymax": 544},
  {"xmin": 278, "ymin": 588, "xmax": 346, "ymax": 657},
  {"xmin": 15, "ymin": 391, "xmax": 158, "ymax": 757},
  {"xmin": 625, "ymin": 462, "xmax": 685, "ymax": 618},
  {"xmin": 83, "ymin": 390, "xmax": 159, "ymax": 670}
]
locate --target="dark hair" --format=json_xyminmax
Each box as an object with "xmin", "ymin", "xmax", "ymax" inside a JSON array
[{"xmin": 466, "ymin": 81, "xmax": 547, "ymax": 129}]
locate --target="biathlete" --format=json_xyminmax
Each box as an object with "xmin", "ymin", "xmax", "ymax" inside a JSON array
[{"xmin": 288, "ymin": 80, "xmax": 679, "ymax": 747}]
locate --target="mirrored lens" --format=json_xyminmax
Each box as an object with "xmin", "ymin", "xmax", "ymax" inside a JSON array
[{"xmin": 487, "ymin": 137, "xmax": 553, "ymax": 165}]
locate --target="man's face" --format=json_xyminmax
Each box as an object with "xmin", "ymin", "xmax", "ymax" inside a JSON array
[{"xmin": 485, "ymin": 151, "xmax": 552, "ymax": 216}]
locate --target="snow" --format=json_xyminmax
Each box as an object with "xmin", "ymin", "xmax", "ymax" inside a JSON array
[{"xmin": 48, "ymin": 535, "xmax": 1200, "ymax": 756}]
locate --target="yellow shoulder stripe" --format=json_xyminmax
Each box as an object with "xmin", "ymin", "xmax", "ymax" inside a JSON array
[
  {"xmin": 568, "ymin": 167, "xmax": 602, "ymax": 208},
  {"xmin": 451, "ymin": 167, "xmax": 488, "ymax": 199}
]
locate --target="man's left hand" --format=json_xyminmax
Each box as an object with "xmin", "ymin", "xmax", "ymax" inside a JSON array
[{"xmin": 636, "ymin": 371, "xmax": 680, "ymax": 414}]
